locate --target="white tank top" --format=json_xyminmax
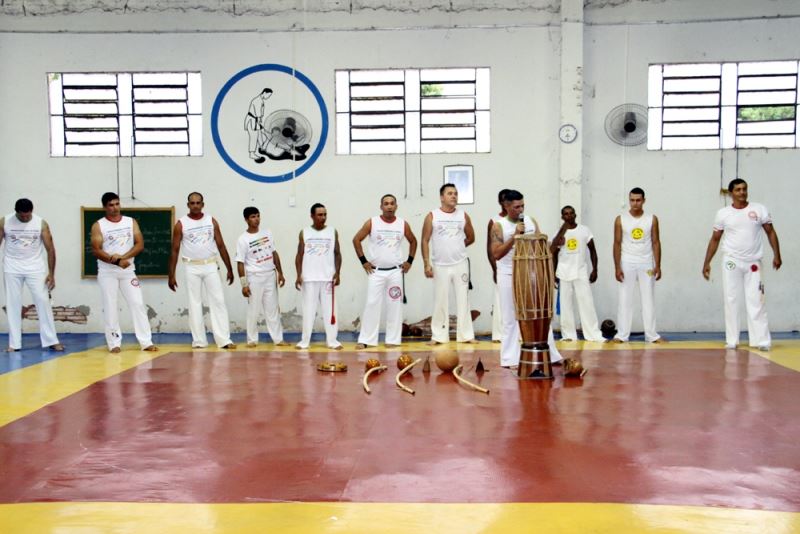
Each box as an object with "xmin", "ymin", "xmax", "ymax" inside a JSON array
[
  {"xmin": 302, "ymin": 226, "xmax": 336, "ymax": 281},
  {"xmin": 180, "ymin": 213, "xmax": 218, "ymax": 260},
  {"xmin": 496, "ymin": 215, "xmax": 537, "ymax": 275},
  {"xmin": 3, "ymin": 212, "xmax": 45, "ymax": 275},
  {"xmin": 97, "ymin": 216, "xmax": 135, "ymax": 273},
  {"xmin": 430, "ymin": 208, "xmax": 467, "ymax": 266},
  {"xmin": 620, "ymin": 212, "xmax": 654, "ymax": 264},
  {"xmin": 368, "ymin": 216, "xmax": 405, "ymax": 268}
]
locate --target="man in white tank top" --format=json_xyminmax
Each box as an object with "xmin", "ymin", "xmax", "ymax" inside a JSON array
[
  {"xmin": 421, "ymin": 183, "xmax": 476, "ymax": 344},
  {"xmin": 0, "ymin": 198, "xmax": 63, "ymax": 352},
  {"xmin": 486, "ymin": 190, "xmax": 510, "ymax": 343},
  {"xmin": 235, "ymin": 206, "xmax": 287, "ymax": 348},
  {"xmin": 551, "ymin": 205, "xmax": 603, "ymax": 342},
  {"xmin": 90, "ymin": 193, "xmax": 157, "ymax": 353},
  {"xmin": 294, "ymin": 203, "xmax": 343, "ymax": 350},
  {"xmin": 702, "ymin": 178, "xmax": 782, "ymax": 350},
  {"xmin": 353, "ymin": 194, "xmax": 418, "ymax": 349},
  {"xmin": 490, "ymin": 190, "xmax": 562, "ymax": 367},
  {"xmin": 168, "ymin": 192, "xmax": 236, "ymax": 349},
  {"xmin": 612, "ymin": 187, "xmax": 664, "ymax": 343}
]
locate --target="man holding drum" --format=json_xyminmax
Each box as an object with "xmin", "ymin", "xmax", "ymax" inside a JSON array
[
  {"xmin": 490, "ymin": 190, "xmax": 562, "ymax": 368},
  {"xmin": 612, "ymin": 187, "xmax": 665, "ymax": 343}
]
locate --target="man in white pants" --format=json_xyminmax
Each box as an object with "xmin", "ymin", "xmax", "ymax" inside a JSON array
[
  {"xmin": 490, "ymin": 190, "xmax": 562, "ymax": 368},
  {"xmin": 421, "ymin": 183, "xmax": 476, "ymax": 344},
  {"xmin": 612, "ymin": 187, "xmax": 664, "ymax": 343},
  {"xmin": 235, "ymin": 206, "xmax": 287, "ymax": 348},
  {"xmin": 354, "ymin": 194, "xmax": 417, "ymax": 349},
  {"xmin": 294, "ymin": 203, "xmax": 342, "ymax": 350},
  {"xmin": 551, "ymin": 205, "xmax": 603, "ymax": 342},
  {"xmin": 1, "ymin": 198, "xmax": 63, "ymax": 352},
  {"xmin": 168, "ymin": 192, "xmax": 236, "ymax": 350},
  {"xmin": 90, "ymin": 192, "xmax": 158, "ymax": 353},
  {"xmin": 486, "ymin": 189, "xmax": 509, "ymax": 343},
  {"xmin": 702, "ymin": 178, "xmax": 782, "ymax": 350}
]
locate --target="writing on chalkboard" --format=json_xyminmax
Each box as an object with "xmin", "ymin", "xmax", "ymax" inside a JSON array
[{"xmin": 81, "ymin": 207, "xmax": 175, "ymax": 278}]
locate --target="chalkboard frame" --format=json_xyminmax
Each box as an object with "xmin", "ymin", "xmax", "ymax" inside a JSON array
[{"xmin": 81, "ymin": 207, "xmax": 175, "ymax": 279}]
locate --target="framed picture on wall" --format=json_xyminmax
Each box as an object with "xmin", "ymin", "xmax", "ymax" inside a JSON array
[{"xmin": 443, "ymin": 165, "xmax": 474, "ymax": 205}]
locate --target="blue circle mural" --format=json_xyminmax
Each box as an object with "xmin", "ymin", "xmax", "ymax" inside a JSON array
[{"xmin": 211, "ymin": 64, "xmax": 328, "ymax": 183}]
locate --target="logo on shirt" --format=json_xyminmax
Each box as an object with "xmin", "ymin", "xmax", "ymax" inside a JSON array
[
  {"xmin": 376, "ymin": 230, "xmax": 402, "ymax": 249},
  {"xmin": 631, "ymin": 228, "xmax": 644, "ymax": 240},
  {"xmin": 566, "ymin": 238, "xmax": 578, "ymax": 251},
  {"xmin": 388, "ymin": 286, "xmax": 402, "ymax": 300},
  {"xmin": 748, "ymin": 211, "xmax": 758, "ymax": 221},
  {"xmin": 435, "ymin": 221, "xmax": 461, "ymax": 238},
  {"xmin": 306, "ymin": 240, "xmax": 331, "ymax": 256}
]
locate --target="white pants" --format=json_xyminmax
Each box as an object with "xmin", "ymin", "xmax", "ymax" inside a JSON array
[
  {"xmin": 491, "ymin": 282, "xmax": 502, "ymax": 341},
  {"xmin": 246, "ymin": 270, "xmax": 283, "ymax": 345},
  {"xmin": 559, "ymin": 276, "xmax": 603, "ymax": 342},
  {"xmin": 98, "ymin": 269, "xmax": 153, "ymax": 350},
  {"xmin": 185, "ymin": 262, "xmax": 233, "ymax": 348},
  {"xmin": 498, "ymin": 272, "xmax": 562, "ymax": 367},
  {"xmin": 722, "ymin": 256, "xmax": 770, "ymax": 348},
  {"xmin": 615, "ymin": 260, "xmax": 660, "ymax": 342},
  {"xmin": 430, "ymin": 259, "xmax": 474, "ymax": 343},
  {"xmin": 298, "ymin": 280, "xmax": 340, "ymax": 349},
  {"xmin": 357, "ymin": 268, "xmax": 403, "ymax": 346},
  {"xmin": 4, "ymin": 271, "xmax": 60, "ymax": 350}
]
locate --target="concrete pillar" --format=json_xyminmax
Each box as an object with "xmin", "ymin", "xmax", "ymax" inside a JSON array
[{"xmin": 559, "ymin": 0, "xmax": 584, "ymax": 215}]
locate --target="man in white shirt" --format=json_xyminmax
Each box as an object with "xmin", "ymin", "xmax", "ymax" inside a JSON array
[
  {"xmin": 551, "ymin": 205, "xmax": 603, "ymax": 342},
  {"xmin": 90, "ymin": 192, "xmax": 157, "ymax": 353},
  {"xmin": 0, "ymin": 198, "xmax": 63, "ymax": 352},
  {"xmin": 486, "ymin": 189, "xmax": 510, "ymax": 342},
  {"xmin": 612, "ymin": 187, "xmax": 665, "ymax": 343},
  {"xmin": 702, "ymin": 178, "xmax": 782, "ymax": 350},
  {"xmin": 294, "ymin": 203, "xmax": 343, "ymax": 350},
  {"xmin": 235, "ymin": 206, "xmax": 287, "ymax": 348},
  {"xmin": 490, "ymin": 190, "xmax": 562, "ymax": 368},
  {"xmin": 168, "ymin": 192, "xmax": 236, "ymax": 349},
  {"xmin": 421, "ymin": 183, "xmax": 476, "ymax": 344},
  {"xmin": 353, "ymin": 194, "xmax": 418, "ymax": 349}
]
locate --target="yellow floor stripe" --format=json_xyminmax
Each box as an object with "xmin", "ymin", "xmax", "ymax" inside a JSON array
[{"xmin": 0, "ymin": 502, "xmax": 798, "ymax": 534}]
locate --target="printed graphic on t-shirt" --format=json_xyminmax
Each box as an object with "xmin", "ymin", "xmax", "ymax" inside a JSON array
[
  {"xmin": 376, "ymin": 229, "xmax": 403, "ymax": 249},
  {"xmin": 248, "ymin": 235, "xmax": 273, "ymax": 264},
  {"xmin": 435, "ymin": 220, "xmax": 462, "ymax": 238},
  {"xmin": 566, "ymin": 238, "xmax": 578, "ymax": 251},
  {"xmin": 185, "ymin": 225, "xmax": 214, "ymax": 245},
  {"xmin": 305, "ymin": 237, "xmax": 331, "ymax": 256},
  {"xmin": 104, "ymin": 227, "xmax": 132, "ymax": 249},
  {"xmin": 8, "ymin": 230, "xmax": 40, "ymax": 248},
  {"xmin": 631, "ymin": 228, "xmax": 644, "ymax": 240}
]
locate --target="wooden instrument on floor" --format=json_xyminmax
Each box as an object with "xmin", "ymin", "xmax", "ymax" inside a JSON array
[{"xmin": 512, "ymin": 233, "xmax": 555, "ymax": 379}]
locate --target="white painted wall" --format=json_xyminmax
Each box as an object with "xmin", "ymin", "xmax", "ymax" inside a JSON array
[{"xmin": 0, "ymin": 0, "xmax": 798, "ymax": 336}]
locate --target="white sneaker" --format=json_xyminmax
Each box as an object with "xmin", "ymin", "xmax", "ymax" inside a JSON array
[
  {"xmin": 295, "ymin": 343, "xmax": 309, "ymax": 350},
  {"xmin": 724, "ymin": 344, "xmax": 736, "ymax": 349},
  {"xmin": 757, "ymin": 345, "xmax": 771, "ymax": 352}
]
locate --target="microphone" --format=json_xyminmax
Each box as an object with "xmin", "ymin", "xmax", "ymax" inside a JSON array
[{"xmin": 516, "ymin": 212, "xmax": 525, "ymax": 234}]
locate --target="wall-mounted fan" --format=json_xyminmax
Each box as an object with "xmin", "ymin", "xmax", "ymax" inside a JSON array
[
  {"xmin": 604, "ymin": 103, "xmax": 648, "ymax": 146},
  {"xmin": 259, "ymin": 109, "xmax": 313, "ymax": 161}
]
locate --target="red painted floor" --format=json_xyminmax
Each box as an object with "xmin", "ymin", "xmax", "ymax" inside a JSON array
[{"xmin": 1, "ymin": 348, "xmax": 798, "ymax": 511}]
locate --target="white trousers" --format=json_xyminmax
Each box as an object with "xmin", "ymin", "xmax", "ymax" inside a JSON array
[
  {"xmin": 299, "ymin": 281, "xmax": 340, "ymax": 349},
  {"xmin": 357, "ymin": 268, "xmax": 403, "ymax": 346},
  {"xmin": 722, "ymin": 256, "xmax": 770, "ymax": 348},
  {"xmin": 430, "ymin": 259, "xmax": 474, "ymax": 343},
  {"xmin": 4, "ymin": 271, "xmax": 59, "ymax": 350},
  {"xmin": 246, "ymin": 270, "xmax": 283, "ymax": 345},
  {"xmin": 491, "ymin": 282, "xmax": 502, "ymax": 341},
  {"xmin": 559, "ymin": 276, "xmax": 603, "ymax": 342},
  {"xmin": 615, "ymin": 260, "xmax": 660, "ymax": 342},
  {"xmin": 98, "ymin": 269, "xmax": 153, "ymax": 350},
  {"xmin": 497, "ymin": 272, "xmax": 562, "ymax": 367},
  {"xmin": 185, "ymin": 262, "xmax": 232, "ymax": 348}
]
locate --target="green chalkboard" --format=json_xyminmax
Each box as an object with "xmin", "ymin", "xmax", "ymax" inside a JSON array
[{"xmin": 81, "ymin": 207, "xmax": 175, "ymax": 278}]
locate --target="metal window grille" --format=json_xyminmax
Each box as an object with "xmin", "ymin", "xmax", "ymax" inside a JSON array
[
  {"xmin": 48, "ymin": 71, "xmax": 202, "ymax": 157},
  {"xmin": 335, "ymin": 67, "xmax": 490, "ymax": 155},
  {"xmin": 648, "ymin": 61, "xmax": 800, "ymax": 150}
]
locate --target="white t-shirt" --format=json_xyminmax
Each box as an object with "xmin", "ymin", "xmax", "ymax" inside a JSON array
[
  {"xmin": 301, "ymin": 226, "xmax": 336, "ymax": 282},
  {"xmin": 180, "ymin": 214, "xmax": 218, "ymax": 260},
  {"xmin": 430, "ymin": 208, "xmax": 467, "ymax": 266},
  {"xmin": 368, "ymin": 216, "xmax": 405, "ymax": 268},
  {"xmin": 620, "ymin": 212, "xmax": 654, "ymax": 264},
  {"xmin": 555, "ymin": 224, "xmax": 593, "ymax": 281},
  {"xmin": 2, "ymin": 213, "xmax": 45, "ymax": 275},
  {"xmin": 97, "ymin": 216, "xmax": 136, "ymax": 273},
  {"xmin": 235, "ymin": 229, "xmax": 276, "ymax": 274},
  {"xmin": 713, "ymin": 202, "xmax": 772, "ymax": 262},
  {"xmin": 496, "ymin": 215, "xmax": 538, "ymax": 276}
]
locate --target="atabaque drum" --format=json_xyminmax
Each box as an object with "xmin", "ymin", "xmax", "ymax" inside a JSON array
[{"xmin": 512, "ymin": 233, "xmax": 555, "ymax": 379}]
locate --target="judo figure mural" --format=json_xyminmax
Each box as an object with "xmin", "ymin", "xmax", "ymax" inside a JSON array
[{"xmin": 212, "ymin": 64, "xmax": 328, "ymax": 183}]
